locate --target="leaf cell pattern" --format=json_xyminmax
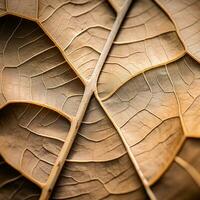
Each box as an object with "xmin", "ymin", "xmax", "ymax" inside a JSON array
[
  {"xmin": 0, "ymin": 0, "xmax": 200, "ymax": 200},
  {"xmin": 155, "ymin": 0, "xmax": 200, "ymax": 63},
  {"xmin": 0, "ymin": 15, "xmax": 84, "ymax": 118},
  {"xmin": 39, "ymin": 0, "xmax": 116, "ymax": 80},
  {"xmin": 101, "ymin": 54, "xmax": 200, "ymax": 185},
  {"xmin": 0, "ymin": 156, "xmax": 41, "ymax": 200},
  {"xmin": 97, "ymin": 0, "xmax": 185, "ymax": 99},
  {"xmin": 52, "ymin": 98, "xmax": 148, "ymax": 200},
  {"xmin": 7, "ymin": 0, "xmax": 38, "ymax": 19},
  {"xmin": 0, "ymin": 103, "xmax": 70, "ymax": 186}
]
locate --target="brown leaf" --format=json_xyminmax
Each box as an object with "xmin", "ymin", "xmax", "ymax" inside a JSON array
[
  {"xmin": 155, "ymin": 0, "xmax": 200, "ymax": 62},
  {"xmin": 0, "ymin": 103, "xmax": 70, "ymax": 186},
  {"xmin": 0, "ymin": 15, "xmax": 84, "ymax": 118},
  {"xmin": 0, "ymin": 156, "xmax": 41, "ymax": 200},
  {"xmin": 0, "ymin": 0, "xmax": 6, "ymax": 17},
  {"xmin": 0, "ymin": 0, "xmax": 200, "ymax": 199},
  {"xmin": 52, "ymin": 98, "xmax": 148, "ymax": 200},
  {"xmin": 38, "ymin": 0, "xmax": 116, "ymax": 80},
  {"xmin": 97, "ymin": 0, "xmax": 185, "ymax": 99},
  {"xmin": 152, "ymin": 139, "xmax": 200, "ymax": 200},
  {"xmin": 7, "ymin": 0, "xmax": 38, "ymax": 19},
  {"xmin": 101, "ymin": 54, "xmax": 200, "ymax": 186}
]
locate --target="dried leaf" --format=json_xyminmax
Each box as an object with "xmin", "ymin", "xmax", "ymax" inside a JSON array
[
  {"xmin": 0, "ymin": 0, "xmax": 6, "ymax": 16},
  {"xmin": 0, "ymin": 0, "xmax": 200, "ymax": 199},
  {"xmin": 152, "ymin": 139, "xmax": 200, "ymax": 200},
  {"xmin": 38, "ymin": 0, "xmax": 116, "ymax": 79},
  {"xmin": 7, "ymin": 0, "xmax": 38, "ymax": 19},
  {"xmin": 0, "ymin": 156, "xmax": 41, "ymax": 200},
  {"xmin": 101, "ymin": 54, "xmax": 200, "ymax": 185},
  {"xmin": 97, "ymin": 0, "xmax": 185, "ymax": 99},
  {"xmin": 52, "ymin": 98, "xmax": 148, "ymax": 200},
  {"xmin": 0, "ymin": 103, "xmax": 70, "ymax": 185},
  {"xmin": 0, "ymin": 16, "xmax": 84, "ymax": 117},
  {"xmin": 155, "ymin": 0, "xmax": 200, "ymax": 62}
]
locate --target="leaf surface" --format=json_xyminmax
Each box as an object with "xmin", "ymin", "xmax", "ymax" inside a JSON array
[
  {"xmin": 39, "ymin": 0, "xmax": 116, "ymax": 80},
  {"xmin": 7, "ymin": 0, "xmax": 38, "ymax": 19},
  {"xmin": 101, "ymin": 54, "xmax": 200, "ymax": 185},
  {"xmin": 0, "ymin": 0, "xmax": 6, "ymax": 16},
  {"xmin": 152, "ymin": 139, "xmax": 200, "ymax": 200},
  {"xmin": 97, "ymin": 0, "xmax": 185, "ymax": 99},
  {"xmin": 155, "ymin": 0, "xmax": 200, "ymax": 62},
  {"xmin": 0, "ymin": 103, "xmax": 70, "ymax": 186},
  {"xmin": 0, "ymin": 16, "xmax": 84, "ymax": 118},
  {"xmin": 0, "ymin": 156, "xmax": 41, "ymax": 200},
  {"xmin": 0, "ymin": 0, "xmax": 200, "ymax": 199},
  {"xmin": 52, "ymin": 98, "xmax": 148, "ymax": 200}
]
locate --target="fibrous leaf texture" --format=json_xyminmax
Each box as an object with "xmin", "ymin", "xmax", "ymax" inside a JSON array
[{"xmin": 0, "ymin": 0, "xmax": 200, "ymax": 200}]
